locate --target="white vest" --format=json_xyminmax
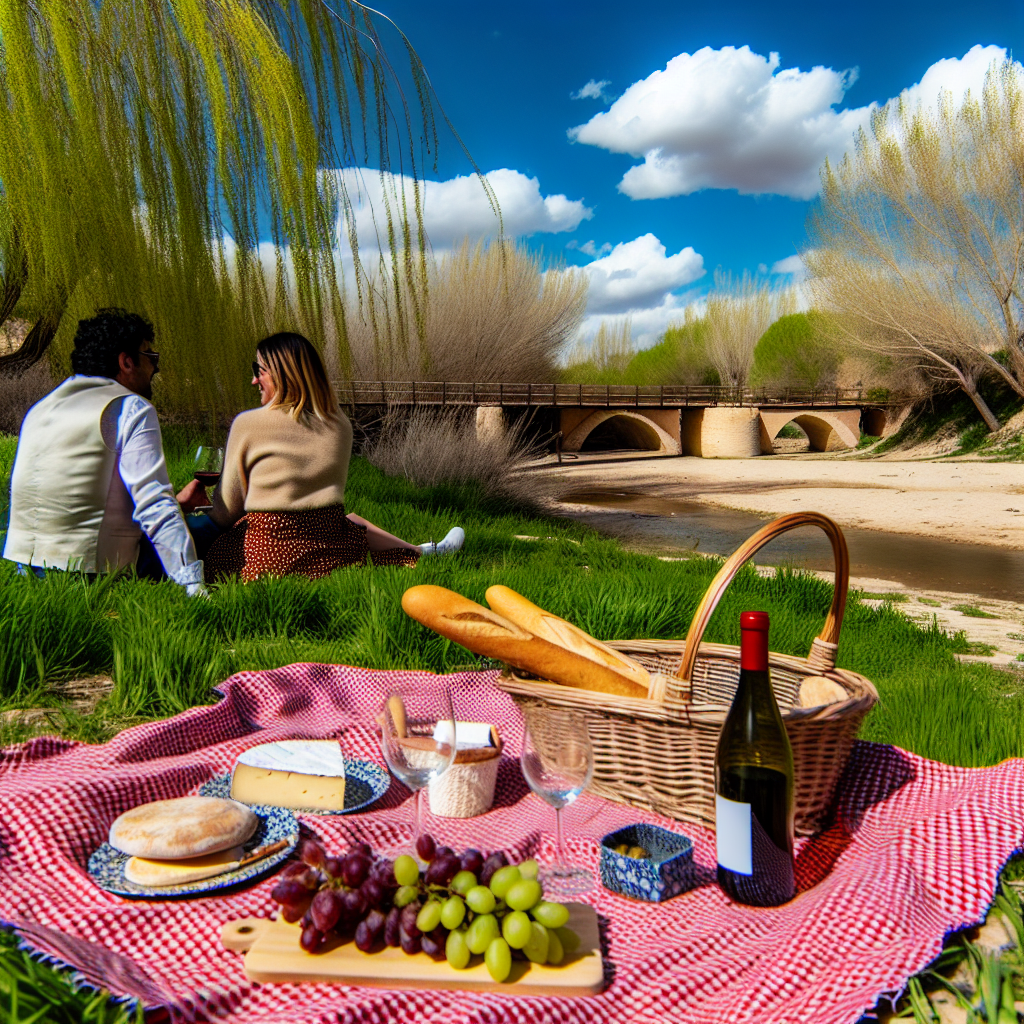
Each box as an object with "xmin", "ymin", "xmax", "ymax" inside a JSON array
[{"xmin": 3, "ymin": 376, "xmax": 143, "ymax": 573}]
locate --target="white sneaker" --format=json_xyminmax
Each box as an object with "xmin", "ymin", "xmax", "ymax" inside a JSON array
[{"xmin": 419, "ymin": 527, "xmax": 465, "ymax": 557}]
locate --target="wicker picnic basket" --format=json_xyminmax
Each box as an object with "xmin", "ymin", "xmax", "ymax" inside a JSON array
[{"xmin": 497, "ymin": 511, "xmax": 879, "ymax": 835}]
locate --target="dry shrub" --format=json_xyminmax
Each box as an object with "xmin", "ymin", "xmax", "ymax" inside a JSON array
[
  {"xmin": 0, "ymin": 319, "xmax": 54, "ymax": 432},
  {"xmin": 362, "ymin": 406, "xmax": 543, "ymax": 506},
  {"xmin": 704, "ymin": 273, "xmax": 797, "ymax": 387},
  {"xmin": 344, "ymin": 240, "xmax": 587, "ymax": 383}
]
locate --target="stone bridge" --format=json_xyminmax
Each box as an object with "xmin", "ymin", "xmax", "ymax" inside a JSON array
[
  {"xmin": 555, "ymin": 405, "xmax": 906, "ymax": 456},
  {"xmin": 336, "ymin": 381, "xmax": 906, "ymax": 457}
]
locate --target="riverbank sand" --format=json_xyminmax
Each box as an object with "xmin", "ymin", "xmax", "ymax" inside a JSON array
[{"xmin": 533, "ymin": 454, "xmax": 1024, "ymax": 551}]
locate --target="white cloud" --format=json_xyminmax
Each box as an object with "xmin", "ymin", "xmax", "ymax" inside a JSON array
[
  {"xmin": 576, "ymin": 233, "xmax": 705, "ymax": 315},
  {"xmin": 569, "ymin": 44, "xmax": 1012, "ymax": 201},
  {"xmin": 330, "ymin": 167, "xmax": 591, "ymax": 252},
  {"xmin": 566, "ymin": 239, "xmax": 613, "ymax": 257},
  {"xmin": 572, "ymin": 78, "xmax": 613, "ymax": 102},
  {"xmin": 770, "ymin": 254, "xmax": 806, "ymax": 277}
]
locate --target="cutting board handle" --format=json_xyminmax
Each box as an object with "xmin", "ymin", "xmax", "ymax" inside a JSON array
[{"xmin": 222, "ymin": 917, "xmax": 271, "ymax": 952}]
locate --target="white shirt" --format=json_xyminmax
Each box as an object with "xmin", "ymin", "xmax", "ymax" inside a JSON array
[{"xmin": 99, "ymin": 391, "xmax": 205, "ymax": 595}]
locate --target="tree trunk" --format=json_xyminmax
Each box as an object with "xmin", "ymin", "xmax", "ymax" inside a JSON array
[
  {"xmin": 0, "ymin": 231, "xmax": 29, "ymax": 331},
  {"xmin": 961, "ymin": 378, "xmax": 1002, "ymax": 433},
  {"xmin": 0, "ymin": 304, "xmax": 65, "ymax": 374}
]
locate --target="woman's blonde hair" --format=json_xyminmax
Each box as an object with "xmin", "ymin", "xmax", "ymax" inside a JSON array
[{"xmin": 256, "ymin": 332, "xmax": 338, "ymax": 423}]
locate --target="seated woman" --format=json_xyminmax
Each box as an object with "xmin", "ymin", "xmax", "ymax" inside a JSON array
[{"xmin": 203, "ymin": 332, "xmax": 463, "ymax": 582}]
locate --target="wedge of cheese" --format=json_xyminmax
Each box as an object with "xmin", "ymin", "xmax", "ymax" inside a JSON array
[
  {"xmin": 230, "ymin": 740, "xmax": 347, "ymax": 811},
  {"xmin": 125, "ymin": 846, "xmax": 244, "ymax": 887}
]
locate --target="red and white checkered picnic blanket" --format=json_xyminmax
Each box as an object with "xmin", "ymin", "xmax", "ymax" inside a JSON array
[{"xmin": 1, "ymin": 663, "xmax": 1022, "ymax": 1024}]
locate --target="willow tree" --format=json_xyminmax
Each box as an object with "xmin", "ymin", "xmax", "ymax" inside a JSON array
[
  {"xmin": 0, "ymin": 1, "xmax": 454, "ymax": 416},
  {"xmin": 807, "ymin": 59, "xmax": 1024, "ymax": 431}
]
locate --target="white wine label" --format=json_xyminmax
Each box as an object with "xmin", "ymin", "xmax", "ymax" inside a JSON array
[{"xmin": 716, "ymin": 794, "xmax": 753, "ymax": 875}]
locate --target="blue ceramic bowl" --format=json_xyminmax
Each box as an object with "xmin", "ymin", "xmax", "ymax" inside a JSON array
[{"xmin": 599, "ymin": 823, "xmax": 694, "ymax": 902}]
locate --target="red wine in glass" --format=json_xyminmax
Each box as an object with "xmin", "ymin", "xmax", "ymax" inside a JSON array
[{"xmin": 194, "ymin": 446, "xmax": 224, "ymax": 491}]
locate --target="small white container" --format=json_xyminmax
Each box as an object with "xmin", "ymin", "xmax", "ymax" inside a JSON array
[{"xmin": 428, "ymin": 726, "xmax": 503, "ymax": 818}]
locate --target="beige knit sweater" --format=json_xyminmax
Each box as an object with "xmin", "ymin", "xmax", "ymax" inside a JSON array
[{"xmin": 211, "ymin": 404, "xmax": 353, "ymax": 527}]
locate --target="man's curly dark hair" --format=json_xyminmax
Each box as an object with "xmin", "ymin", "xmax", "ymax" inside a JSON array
[{"xmin": 70, "ymin": 309, "xmax": 154, "ymax": 379}]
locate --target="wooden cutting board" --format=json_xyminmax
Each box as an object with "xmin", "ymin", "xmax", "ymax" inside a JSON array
[{"xmin": 221, "ymin": 902, "xmax": 604, "ymax": 994}]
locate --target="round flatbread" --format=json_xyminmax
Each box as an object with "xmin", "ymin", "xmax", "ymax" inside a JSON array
[{"xmin": 109, "ymin": 796, "xmax": 258, "ymax": 860}]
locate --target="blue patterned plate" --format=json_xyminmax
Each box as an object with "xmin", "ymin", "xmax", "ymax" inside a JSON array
[
  {"xmin": 88, "ymin": 804, "xmax": 298, "ymax": 899},
  {"xmin": 198, "ymin": 757, "xmax": 389, "ymax": 815}
]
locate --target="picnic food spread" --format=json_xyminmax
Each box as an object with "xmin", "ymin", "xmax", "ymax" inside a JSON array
[
  {"xmin": 109, "ymin": 795, "xmax": 259, "ymax": 859},
  {"xmin": 231, "ymin": 740, "xmax": 348, "ymax": 810},
  {"xmin": 265, "ymin": 834, "xmax": 582, "ymax": 983}
]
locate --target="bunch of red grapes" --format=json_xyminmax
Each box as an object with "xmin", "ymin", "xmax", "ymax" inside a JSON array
[{"xmin": 270, "ymin": 833, "xmax": 578, "ymax": 982}]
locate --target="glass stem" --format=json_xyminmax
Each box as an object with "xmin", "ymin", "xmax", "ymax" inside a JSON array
[
  {"xmin": 555, "ymin": 805, "xmax": 567, "ymax": 869},
  {"xmin": 413, "ymin": 787, "xmax": 423, "ymax": 848}
]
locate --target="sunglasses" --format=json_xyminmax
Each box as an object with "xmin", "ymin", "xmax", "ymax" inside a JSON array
[
  {"xmin": 141, "ymin": 349, "xmax": 159, "ymax": 372},
  {"xmin": 252, "ymin": 361, "xmax": 268, "ymax": 379}
]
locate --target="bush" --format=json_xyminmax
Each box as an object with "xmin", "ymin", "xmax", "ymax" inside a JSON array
[
  {"xmin": 749, "ymin": 312, "xmax": 840, "ymax": 389},
  {"xmin": 360, "ymin": 406, "xmax": 544, "ymax": 507}
]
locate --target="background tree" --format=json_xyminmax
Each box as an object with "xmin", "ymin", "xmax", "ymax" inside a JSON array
[
  {"xmin": 0, "ymin": 1, "xmax": 467, "ymax": 417},
  {"xmin": 807, "ymin": 59, "xmax": 1024, "ymax": 431},
  {"xmin": 703, "ymin": 271, "xmax": 796, "ymax": 388},
  {"xmin": 749, "ymin": 312, "xmax": 842, "ymax": 390}
]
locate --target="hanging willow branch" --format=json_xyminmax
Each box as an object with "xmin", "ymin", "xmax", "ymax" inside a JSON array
[{"xmin": 0, "ymin": 0, "xmax": 493, "ymax": 417}]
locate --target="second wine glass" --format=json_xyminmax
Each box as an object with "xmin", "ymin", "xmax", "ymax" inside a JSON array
[
  {"xmin": 378, "ymin": 685, "xmax": 456, "ymax": 859},
  {"xmin": 520, "ymin": 706, "xmax": 595, "ymax": 897}
]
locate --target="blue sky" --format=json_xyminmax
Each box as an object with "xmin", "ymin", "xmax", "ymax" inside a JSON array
[{"xmin": 352, "ymin": 0, "xmax": 1023, "ymax": 346}]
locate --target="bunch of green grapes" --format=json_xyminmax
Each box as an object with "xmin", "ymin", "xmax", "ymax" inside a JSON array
[{"xmin": 391, "ymin": 838, "xmax": 580, "ymax": 982}]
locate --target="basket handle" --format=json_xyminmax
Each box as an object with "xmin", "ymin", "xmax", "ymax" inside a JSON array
[{"xmin": 676, "ymin": 511, "xmax": 850, "ymax": 683}]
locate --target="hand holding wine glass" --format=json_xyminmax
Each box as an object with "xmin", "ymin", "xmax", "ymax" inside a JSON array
[
  {"xmin": 520, "ymin": 706, "xmax": 595, "ymax": 896},
  {"xmin": 378, "ymin": 685, "xmax": 456, "ymax": 858}
]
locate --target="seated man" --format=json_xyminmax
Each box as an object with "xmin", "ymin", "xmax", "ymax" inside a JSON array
[{"xmin": 2, "ymin": 308, "xmax": 207, "ymax": 595}]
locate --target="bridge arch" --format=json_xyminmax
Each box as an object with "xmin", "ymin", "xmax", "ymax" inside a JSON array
[
  {"xmin": 563, "ymin": 410, "xmax": 681, "ymax": 454},
  {"xmin": 759, "ymin": 409, "xmax": 860, "ymax": 453}
]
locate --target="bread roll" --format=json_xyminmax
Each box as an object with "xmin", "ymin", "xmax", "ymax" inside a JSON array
[
  {"xmin": 485, "ymin": 585, "xmax": 650, "ymax": 692},
  {"xmin": 109, "ymin": 796, "xmax": 258, "ymax": 860},
  {"xmin": 798, "ymin": 675, "xmax": 849, "ymax": 708},
  {"xmin": 401, "ymin": 585, "xmax": 648, "ymax": 699}
]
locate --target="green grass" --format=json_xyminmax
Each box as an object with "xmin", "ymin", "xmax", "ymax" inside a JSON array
[
  {"xmin": 954, "ymin": 604, "xmax": 1001, "ymax": 619},
  {"xmin": 872, "ymin": 378, "xmax": 1024, "ymax": 460},
  {"xmin": 3, "ymin": 427, "xmax": 1024, "ymax": 1018},
  {"xmin": 858, "ymin": 591, "xmax": 909, "ymax": 602}
]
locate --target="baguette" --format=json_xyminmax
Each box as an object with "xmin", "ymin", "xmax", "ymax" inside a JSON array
[
  {"xmin": 484, "ymin": 585, "xmax": 650, "ymax": 693},
  {"xmin": 401, "ymin": 585, "xmax": 648, "ymax": 699}
]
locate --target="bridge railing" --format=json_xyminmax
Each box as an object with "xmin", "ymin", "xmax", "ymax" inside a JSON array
[{"xmin": 335, "ymin": 381, "xmax": 872, "ymax": 407}]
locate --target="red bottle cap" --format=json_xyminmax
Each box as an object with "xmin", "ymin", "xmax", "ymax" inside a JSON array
[{"xmin": 740, "ymin": 611, "xmax": 770, "ymax": 671}]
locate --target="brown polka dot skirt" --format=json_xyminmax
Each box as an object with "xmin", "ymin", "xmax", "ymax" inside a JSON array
[{"xmin": 204, "ymin": 504, "xmax": 420, "ymax": 582}]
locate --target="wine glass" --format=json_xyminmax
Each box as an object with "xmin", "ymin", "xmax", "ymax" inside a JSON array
[
  {"xmin": 378, "ymin": 685, "xmax": 456, "ymax": 859},
  {"xmin": 520, "ymin": 706, "xmax": 595, "ymax": 896},
  {"xmin": 193, "ymin": 445, "xmax": 224, "ymax": 489}
]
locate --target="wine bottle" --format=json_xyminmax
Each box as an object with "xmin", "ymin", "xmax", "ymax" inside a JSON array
[{"xmin": 714, "ymin": 610, "xmax": 795, "ymax": 906}]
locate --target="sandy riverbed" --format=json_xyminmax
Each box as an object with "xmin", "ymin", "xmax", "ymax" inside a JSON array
[{"xmin": 533, "ymin": 452, "xmax": 1024, "ymax": 551}]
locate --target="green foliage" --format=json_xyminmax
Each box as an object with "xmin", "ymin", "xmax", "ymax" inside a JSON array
[
  {"xmin": 561, "ymin": 312, "xmax": 720, "ymax": 387},
  {"xmin": 0, "ymin": 2, "xmax": 458, "ymax": 416},
  {"xmin": 655, "ymin": 313, "xmax": 720, "ymax": 385},
  {"xmin": 749, "ymin": 312, "xmax": 841, "ymax": 389}
]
